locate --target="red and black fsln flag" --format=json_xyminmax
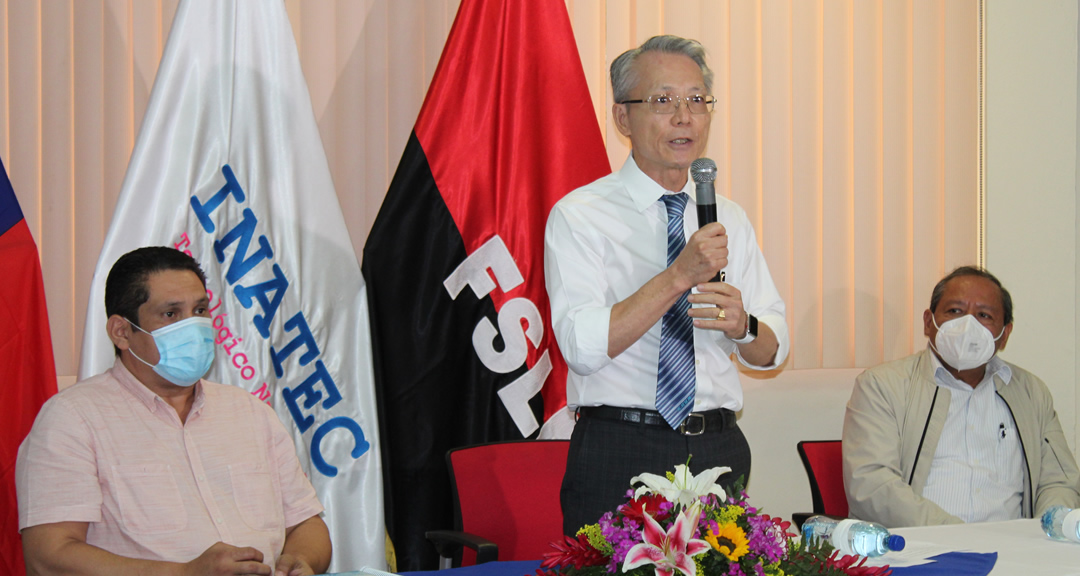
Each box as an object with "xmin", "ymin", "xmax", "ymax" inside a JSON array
[{"xmin": 361, "ymin": 0, "xmax": 609, "ymax": 569}]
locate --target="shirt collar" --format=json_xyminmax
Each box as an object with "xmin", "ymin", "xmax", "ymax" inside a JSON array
[
  {"xmin": 108, "ymin": 356, "xmax": 207, "ymax": 418},
  {"xmin": 927, "ymin": 345, "xmax": 1013, "ymax": 390},
  {"xmin": 618, "ymin": 153, "xmax": 695, "ymax": 212}
]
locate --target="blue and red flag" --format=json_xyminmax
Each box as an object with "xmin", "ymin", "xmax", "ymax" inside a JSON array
[{"xmin": 0, "ymin": 156, "xmax": 58, "ymax": 575}]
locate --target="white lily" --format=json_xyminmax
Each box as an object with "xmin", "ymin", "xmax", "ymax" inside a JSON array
[{"xmin": 630, "ymin": 464, "xmax": 731, "ymax": 509}]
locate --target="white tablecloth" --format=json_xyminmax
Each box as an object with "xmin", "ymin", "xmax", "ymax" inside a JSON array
[{"xmin": 891, "ymin": 519, "xmax": 1080, "ymax": 575}]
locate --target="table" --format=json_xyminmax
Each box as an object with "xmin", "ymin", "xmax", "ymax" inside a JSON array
[
  {"xmin": 891, "ymin": 518, "xmax": 1080, "ymax": 575},
  {"xmin": 327, "ymin": 556, "xmax": 988, "ymax": 576},
  {"xmin": 325, "ymin": 560, "xmax": 541, "ymax": 576},
  {"xmin": 326, "ymin": 519, "xmax": 1080, "ymax": 576}
]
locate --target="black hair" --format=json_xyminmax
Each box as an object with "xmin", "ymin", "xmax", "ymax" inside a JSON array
[
  {"xmin": 929, "ymin": 265, "xmax": 1013, "ymax": 326},
  {"xmin": 105, "ymin": 246, "xmax": 207, "ymax": 356}
]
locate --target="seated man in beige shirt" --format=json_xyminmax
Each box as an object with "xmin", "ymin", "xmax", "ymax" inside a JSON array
[
  {"xmin": 17, "ymin": 246, "xmax": 331, "ymax": 576},
  {"xmin": 843, "ymin": 266, "xmax": 1080, "ymax": 527}
]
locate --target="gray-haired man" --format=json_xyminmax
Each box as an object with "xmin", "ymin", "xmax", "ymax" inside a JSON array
[{"xmin": 545, "ymin": 35, "xmax": 789, "ymax": 533}]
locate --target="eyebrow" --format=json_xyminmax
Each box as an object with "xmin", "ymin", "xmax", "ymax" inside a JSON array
[
  {"xmin": 154, "ymin": 297, "xmax": 210, "ymax": 309},
  {"xmin": 941, "ymin": 299, "xmax": 999, "ymax": 312},
  {"xmin": 655, "ymin": 83, "xmax": 705, "ymax": 92}
]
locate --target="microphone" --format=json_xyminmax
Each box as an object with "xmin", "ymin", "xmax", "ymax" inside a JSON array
[
  {"xmin": 691, "ymin": 157, "xmax": 717, "ymax": 227},
  {"xmin": 690, "ymin": 158, "xmax": 724, "ymax": 282}
]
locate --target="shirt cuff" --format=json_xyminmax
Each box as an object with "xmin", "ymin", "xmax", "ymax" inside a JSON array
[
  {"xmin": 562, "ymin": 306, "xmax": 612, "ymax": 375},
  {"xmin": 733, "ymin": 312, "xmax": 788, "ymax": 370}
]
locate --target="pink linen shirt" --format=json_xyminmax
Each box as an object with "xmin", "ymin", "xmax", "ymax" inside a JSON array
[{"xmin": 16, "ymin": 358, "xmax": 324, "ymax": 566}]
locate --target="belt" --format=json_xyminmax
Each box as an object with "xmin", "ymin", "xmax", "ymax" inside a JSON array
[{"xmin": 578, "ymin": 406, "xmax": 736, "ymax": 436}]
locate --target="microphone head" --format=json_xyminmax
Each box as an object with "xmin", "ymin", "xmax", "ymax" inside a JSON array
[{"xmin": 691, "ymin": 158, "xmax": 717, "ymax": 183}]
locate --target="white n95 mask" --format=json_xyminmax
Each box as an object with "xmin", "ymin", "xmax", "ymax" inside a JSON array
[{"xmin": 930, "ymin": 314, "xmax": 1005, "ymax": 371}]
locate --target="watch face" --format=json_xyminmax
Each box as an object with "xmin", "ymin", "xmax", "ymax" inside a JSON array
[{"xmin": 749, "ymin": 314, "xmax": 758, "ymax": 337}]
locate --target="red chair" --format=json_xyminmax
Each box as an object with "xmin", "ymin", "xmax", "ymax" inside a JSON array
[
  {"xmin": 792, "ymin": 440, "xmax": 848, "ymax": 529},
  {"xmin": 426, "ymin": 440, "xmax": 570, "ymax": 567}
]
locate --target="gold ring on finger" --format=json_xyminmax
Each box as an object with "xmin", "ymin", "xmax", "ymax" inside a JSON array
[{"xmin": 717, "ymin": 308, "xmax": 726, "ymax": 321}]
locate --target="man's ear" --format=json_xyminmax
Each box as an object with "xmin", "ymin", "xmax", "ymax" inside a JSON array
[
  {"xmin": 107, "ymin": 315, "xmax": 133, "ymax": 352},
  {"xmin": 922, "ymin": 309, "xmax": 935, "ymax": 339},
  {"xmin": 613, "ymin": 102, "xmax": 633, "ymax": 138}
]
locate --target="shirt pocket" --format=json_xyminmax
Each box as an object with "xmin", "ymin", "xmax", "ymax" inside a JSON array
[
  {"xmin": 112, "ymin": 464, "xmax": 187, "ymax": 534},
  {"xmin": 229, "ymin": 461, "xmax": 281, "ymax": 531}
]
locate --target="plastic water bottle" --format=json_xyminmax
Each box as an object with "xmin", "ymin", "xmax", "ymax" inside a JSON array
[
  {"xmin": 801, "ymin": 516, "xmax": 906, "ymax": 557},
  {"xmin": 1042, "ymin": 506, "xmax": 1080, "ymax": 542}
]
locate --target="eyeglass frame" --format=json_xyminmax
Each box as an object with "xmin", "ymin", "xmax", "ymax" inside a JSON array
[{"xmin": 617, "ymin": 93, "xmax": 716, "ymax": 115}]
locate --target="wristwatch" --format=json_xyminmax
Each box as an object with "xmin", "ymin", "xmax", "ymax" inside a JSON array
[{"xmin": 732, "ymin": 313, "xmax": 758, "ymax": 344}]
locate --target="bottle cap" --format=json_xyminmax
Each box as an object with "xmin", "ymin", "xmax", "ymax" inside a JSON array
[{"xmin": 887, "ymin": 534, "xmax": 906, "ymax": 551}]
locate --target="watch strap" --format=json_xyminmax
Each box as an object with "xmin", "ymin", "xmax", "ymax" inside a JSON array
[{"xmin": 732, "ymin": 313, "xmax": 758, "ymax": 344}]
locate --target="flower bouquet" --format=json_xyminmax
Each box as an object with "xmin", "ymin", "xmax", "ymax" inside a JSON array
[{"xmin": 538, "ymin": 464, "xmax": 891, "ymax": 576}]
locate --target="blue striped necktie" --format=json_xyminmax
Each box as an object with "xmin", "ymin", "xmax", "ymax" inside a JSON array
[{"xmin": 656, "ymin": 192, "xmax": 695, "ymax": 429}]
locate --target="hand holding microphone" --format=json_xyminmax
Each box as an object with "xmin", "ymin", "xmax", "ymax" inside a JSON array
[
  {"xmin": 669, "ymin": 157, "xmax": 728, "ymax": 286},
  {"xmin": 690, "ymin": 157, "xmax": 726, "ymax": 283},
  {"xmin": 683, "ymin": 158, "xmax": 750, "ymax": 338}
]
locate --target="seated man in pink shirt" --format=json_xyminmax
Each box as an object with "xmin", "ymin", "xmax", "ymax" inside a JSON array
[{"xmin": 17, "ymin": 247, "xmax": 331, "ymax": 576}]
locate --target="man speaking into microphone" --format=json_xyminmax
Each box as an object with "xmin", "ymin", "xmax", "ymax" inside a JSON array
[{"xmin": 544, "ymin": 35, "xmax": 789, "ymax": 533}]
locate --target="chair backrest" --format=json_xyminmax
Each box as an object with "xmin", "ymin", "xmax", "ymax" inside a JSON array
[
  {"xmin": 448, "ymin": 440, "xmax": 570, "ymax": 565},
  {"xmin": 797, "ymin": 440, "xmax": 848, "ymax": 518}
]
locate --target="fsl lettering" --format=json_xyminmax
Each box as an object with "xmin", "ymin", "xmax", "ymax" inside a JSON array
[{"xmin": 444, "ymin": 235, "xmax": 551, "ymax": 436}]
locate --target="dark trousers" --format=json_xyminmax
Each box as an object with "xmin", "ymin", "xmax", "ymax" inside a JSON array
[{"xmin": 560, "ymin": 410, "xmax": 751, "ymax": 535}]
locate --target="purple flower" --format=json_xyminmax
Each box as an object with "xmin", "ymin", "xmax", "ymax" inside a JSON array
[{"xmin": 744, "ymin": 515, "xmax": 787, "ymax": 563}]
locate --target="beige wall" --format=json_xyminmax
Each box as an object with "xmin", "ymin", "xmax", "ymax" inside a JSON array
[{"xmin": 985, "ymin": 0, "xmax": 1079, "ymax": 450}]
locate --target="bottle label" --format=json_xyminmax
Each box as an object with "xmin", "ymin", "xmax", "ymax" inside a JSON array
[
  {"xmin": 1063, "ymin": 509, "xmax": 1080, "ymax": 542},
  {"xmin": 831, "ymin": 519, "xmax": 859, "ymax": 556}
]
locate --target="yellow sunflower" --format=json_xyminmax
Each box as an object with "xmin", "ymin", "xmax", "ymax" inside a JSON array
[{"xmin": 704, "ymin": 523, "xmax": 750, "ymax": 562}]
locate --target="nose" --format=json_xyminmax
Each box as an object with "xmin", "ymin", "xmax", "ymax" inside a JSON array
[{"xmin": 672, "ymin": 97, "xmax": 692, "ymax": 124}]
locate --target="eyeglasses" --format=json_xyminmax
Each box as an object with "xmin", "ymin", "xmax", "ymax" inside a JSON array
[{"xmin": 619, "ymin": 94, "xmax": 716, "ymax": 115}]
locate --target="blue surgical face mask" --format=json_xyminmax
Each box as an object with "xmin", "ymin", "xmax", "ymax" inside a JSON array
[{"xmin": 127, "ymin": 316, "xmax": 215, "ymax": 386}]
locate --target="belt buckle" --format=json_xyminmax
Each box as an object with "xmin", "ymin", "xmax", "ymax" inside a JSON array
[{"xmin": 679, "ymin": 413, "xmax": 705, "ymax": 436}]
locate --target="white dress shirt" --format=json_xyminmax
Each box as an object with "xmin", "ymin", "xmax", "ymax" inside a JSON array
[
  {"xmin": 544, "ymin": 154, "xmax": 789, "ymax": 412},
  {"xmin": 922, "ymin": 351, "xmax": 1024, "ymax": 522}
]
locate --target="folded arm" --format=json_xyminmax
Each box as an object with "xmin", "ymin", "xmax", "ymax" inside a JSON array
[
  {"xmin": 1031, "ymin": 378, "xmax": 1080, "ymax": 515},
  {"xmin": 22, "ymin": 521, "xmax": 271, "ymax": 576},
  {"xmin": 275, "ymin": 515, "xmax": 332, "ymax": 576},
  {"xmin": 688, "ymin": 281, "xmax": 779, "ymax": 367}
]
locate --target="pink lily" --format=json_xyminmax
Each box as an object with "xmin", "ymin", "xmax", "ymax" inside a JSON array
[{"xmin": 622, "ymin": 504, "xmax": 710, "ymax": 576}]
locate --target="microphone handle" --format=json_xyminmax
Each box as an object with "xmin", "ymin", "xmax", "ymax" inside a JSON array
[
  {"xmin": 696, "ymin": 203, "xmax": 716, "ymax": 227},
  {"xmin": 695, "ymin": 203, "xmax": 725, "ymax": 283}
]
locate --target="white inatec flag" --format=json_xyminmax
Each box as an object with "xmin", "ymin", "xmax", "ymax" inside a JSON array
[{"xmin": 78, "ymin": 1, "xmax": 384, "ymax": 571}]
